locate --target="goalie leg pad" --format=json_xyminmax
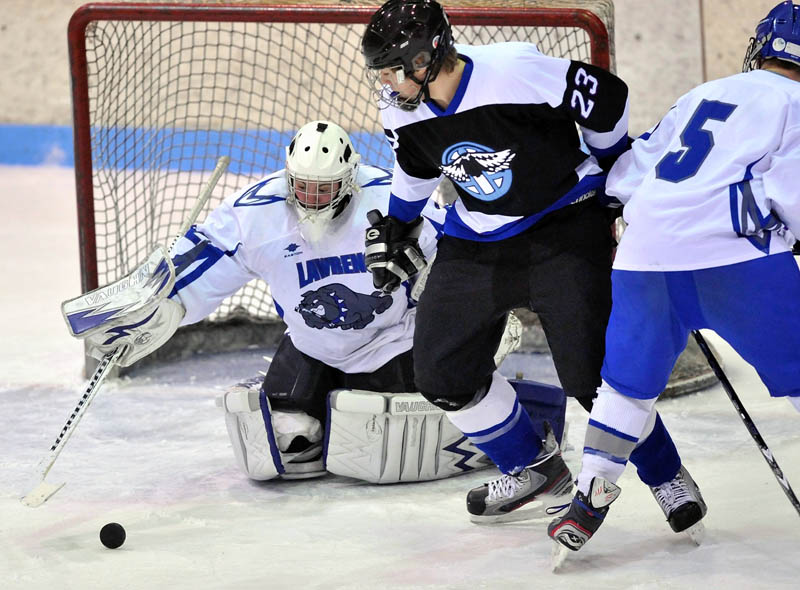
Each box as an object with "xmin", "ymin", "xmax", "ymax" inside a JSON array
[
  {"xmin": 220, "ymin": 378, "xmax": 325, "ymax": 481},
  {"xmin": 325, "ymin": 389, "xmax": 492, "ymax": 484}
]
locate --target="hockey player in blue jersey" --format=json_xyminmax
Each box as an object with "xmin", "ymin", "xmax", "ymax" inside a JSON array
[
  {"xmin": 549, "ymin": 0, "xmax": 800, "ymax": 553},
  {"xmin": 360, "ymin": 0, "xmax": 704, "ymax": 527}
]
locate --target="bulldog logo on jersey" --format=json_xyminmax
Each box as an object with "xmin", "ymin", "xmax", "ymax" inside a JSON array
[
  {"xmin": 440, "ymin": 142, "xmax": 516, "ymax": 202},
  {"xmin": 295, "ymin": 283, "xmax": 392, "ymax": 330}
]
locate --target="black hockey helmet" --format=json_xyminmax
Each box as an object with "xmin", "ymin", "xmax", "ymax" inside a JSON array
[{"xmin": 361, "ymin": 0, "xmax": 455, "ymax": 110}]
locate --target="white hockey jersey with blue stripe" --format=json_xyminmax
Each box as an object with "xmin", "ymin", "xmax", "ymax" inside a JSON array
[
  {"xmin": 607, "ymin": 69, "xmax": 800, "ymax": 271},
  {"xmin": 170, "ymin": 165, "xmax": 443, "ymax": 373}
]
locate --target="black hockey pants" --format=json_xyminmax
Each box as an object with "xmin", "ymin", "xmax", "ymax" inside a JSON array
[{"xmin": 413, "ymin": 200, "xmax": 615, "ymax": 409}]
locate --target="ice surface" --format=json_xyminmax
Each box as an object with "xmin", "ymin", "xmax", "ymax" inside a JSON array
[{"xmin": 1, "ymin": 167, "xmax": 798, "ymax": 589}]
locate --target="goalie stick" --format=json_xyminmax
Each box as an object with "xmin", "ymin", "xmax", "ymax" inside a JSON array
[
  {"xmin": 21, "ymin": 346, "xmax": 124, "ymax": 507},
  {"xmin": 692, "ymin": 330, "xmax": 800, "ymax": 518},
  {"xmin": 21, "ymin": 155, "xmax": 230, "ymax": 507}
]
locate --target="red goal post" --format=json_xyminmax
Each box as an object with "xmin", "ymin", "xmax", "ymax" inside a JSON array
[{"xmin": 67, "ymin": 0, "xmax": 614, "ymax": 365}]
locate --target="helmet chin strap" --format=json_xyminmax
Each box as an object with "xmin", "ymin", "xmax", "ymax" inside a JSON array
[{"xmin": 401, "ymin": 67, "xmax": 438, "ymax": 111}]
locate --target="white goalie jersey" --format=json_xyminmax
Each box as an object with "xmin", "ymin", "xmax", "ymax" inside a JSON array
[
  {"xmin": 607, "ymin": 69, "xmax": 800, "ymax": 271},
  {"xmin": 170, "ymin": 165, "xmax": 444, "ymax": 373}
]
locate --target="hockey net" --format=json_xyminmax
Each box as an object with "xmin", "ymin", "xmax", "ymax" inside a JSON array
[{"xmin": 68, "ymin": 0, "xmax": 615, "ymax": 365}]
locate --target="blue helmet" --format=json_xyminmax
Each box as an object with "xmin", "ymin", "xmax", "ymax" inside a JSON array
[{"xmin": 743, "ymin": 1, "xmax": 800, "ymax": 71}]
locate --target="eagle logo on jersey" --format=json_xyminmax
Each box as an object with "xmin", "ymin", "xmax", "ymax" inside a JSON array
[
  {"xmin": 440, "ymin": 142, "xmax": 516, "ymax": 202},
  {"xmin": 295, "ymin": 283, "xmax": 392, "ymax": 330}
]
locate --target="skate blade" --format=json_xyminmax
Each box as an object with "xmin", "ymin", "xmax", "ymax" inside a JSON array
[
  {"xmin": 550, "ymin": 540, "xmax": 570, "ymax": 572},
  {"xmin": 684, "ymin": 521, "xmax": 705, "ymax": 545},
  {"xmin": 21, "ymin": 480, "xmax": 66, "ymax": 507},
  {"xmin": 470, "ymin": 491, "xmax": 572, "ymax": 525},
  {"xmin": 469, "ymin": 502, "xmax": 548, "ymax": 524}
]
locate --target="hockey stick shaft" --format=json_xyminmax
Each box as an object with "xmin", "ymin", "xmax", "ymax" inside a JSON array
[
  {"xmin": 22, "ymin": 346, "xmax": 124, "ymax": 506},
  {"xmin": 692, "ymin": 330, "xmax": 800, "ymax": 517},
  {"xmin": 168, "ymin": 155, "xmax": 230, "ymax": 253},
  {"xmin": 22, "ymin": 156, "xmax": 230, "ymax": 507}
]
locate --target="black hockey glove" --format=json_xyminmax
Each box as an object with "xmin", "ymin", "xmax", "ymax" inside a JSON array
[{"xmin": 365, "ymin": 210, "xmax": 426, "ymax": 293}]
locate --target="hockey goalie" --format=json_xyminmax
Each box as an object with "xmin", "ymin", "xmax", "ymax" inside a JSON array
[{"xmin": 64, "ymin": 121, "xmax": 567, "ymax": 485}]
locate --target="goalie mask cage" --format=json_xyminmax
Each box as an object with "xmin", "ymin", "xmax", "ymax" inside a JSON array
[{"xmin": 68, "ymin": 0, "xmax": 614, "ymax": 367}]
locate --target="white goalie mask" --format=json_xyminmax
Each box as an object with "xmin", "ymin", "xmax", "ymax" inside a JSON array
[{"xmin": 286, "ymin": 121, "xmax": 361, "ymax": 243}]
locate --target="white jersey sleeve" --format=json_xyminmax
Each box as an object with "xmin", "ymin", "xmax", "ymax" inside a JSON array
[
  {"xmin": 761, "ymin": 122, "xmax": 800, "ymax": 237},
  {"xmin": 172, "ymin": 201, "xmax": 260, "ymax": 325},
  {"xmin": 605, "ymin": 108, "xmax": 679, "ymax": 206}
]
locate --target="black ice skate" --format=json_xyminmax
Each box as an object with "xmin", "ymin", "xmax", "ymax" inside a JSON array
[
  {"xmin": 548, "ymin": 477, "xmax": 621, "ymax": 552},
  {"xmin": 466, "ymin": 423, "xmax": 572, "ymax": 523},
  {"xmin": 650, "ymin": 464, "xmax": 707, "ymax": 543}
]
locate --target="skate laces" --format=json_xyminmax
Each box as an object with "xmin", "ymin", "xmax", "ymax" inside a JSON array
[
  {"xmin": 546, "ymin": 502, "xmax": 571, "ymax": 515},
  {"xmin": 486, "ymin": 472, "xmax": 527, "ymax": 501},
  {"xmin": 530, "ymin": 443, "xmax": 558, "ymax": 467},
  {"xmin": 652, "ymin": 472, "xmax": 692, "ymax": 511}
]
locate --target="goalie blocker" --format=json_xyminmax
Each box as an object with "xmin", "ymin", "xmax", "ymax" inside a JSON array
[{"xmin": 220, "ymin": 377, "xmax": 566, "ymax": 484}]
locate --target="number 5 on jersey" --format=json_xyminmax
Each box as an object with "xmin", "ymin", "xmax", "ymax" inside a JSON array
[{"xmin": 656, "ymin": 99, "xmax": 737, "ymax": 183}]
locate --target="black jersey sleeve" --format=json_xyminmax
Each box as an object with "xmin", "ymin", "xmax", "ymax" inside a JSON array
[
  {"xmin": 561, "ymin": 61, "xmax": 629, "ymax": 133},
  {"xmin": 387, "ymin": 127, "xmax": 441, "ymax": 181}
]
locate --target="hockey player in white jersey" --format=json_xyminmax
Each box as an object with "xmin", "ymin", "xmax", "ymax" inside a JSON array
[
  {"xmin": 361, "ymin": 0, "xmax": 704, "ymax": 526},
  {"xmin": 549, "ymin": 0, "xmax": 800, "ymax": 554},
  {"xmin": 170, "ymin": 119, "xmax": 491, "ymax": 484},
  {"xmin": 67, "ymin": 119, "xmax": 564, "ymax": 485}
]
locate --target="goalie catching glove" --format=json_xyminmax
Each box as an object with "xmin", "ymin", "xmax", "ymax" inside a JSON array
[
  {"xmin": 61, "ymin": 247, "xmax": 185, "ymax": 367},
  {"xmin": 365, "ymin": 210, "xmax": 427, "ymax": 293}
]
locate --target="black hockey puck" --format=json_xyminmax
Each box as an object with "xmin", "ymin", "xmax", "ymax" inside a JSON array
[{"xmin": 99, "ymin": 522, "xmax": 126, "ymax": 549}]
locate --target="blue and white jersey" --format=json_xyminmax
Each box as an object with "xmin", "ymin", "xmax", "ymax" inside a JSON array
[
  {"xmin": 608, "ymin": 69, "xmax": 800, "ymax": 271},
  {"xmin": 380, "ymin": 42, "xmax": 630, "ymax": 241},
  {"xmin": 170, "ymin": 165, "xmax": 444, "ymax": 373}
]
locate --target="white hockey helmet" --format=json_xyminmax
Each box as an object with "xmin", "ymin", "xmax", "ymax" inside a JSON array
[{"xmin": 285, "ymin": 121, "xmax": 361, "ymax": 242}]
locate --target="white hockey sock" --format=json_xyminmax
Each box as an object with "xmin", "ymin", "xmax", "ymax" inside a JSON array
[
  {"xmin": 445, "ymin": 371, "xmax": 517, "ymax": 434},
  {"xmin": 576, "ymin": 381, "xmax": 657, "ymax": 496}
]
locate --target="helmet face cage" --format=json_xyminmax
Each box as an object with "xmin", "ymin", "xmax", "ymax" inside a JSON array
[
  {"xmin": 285, "ymin": 121, "xmax": 361, "ymax": 241},
  {"xmin": 363, "ymin": 60, "xmax": 433, "ymax": 111},
  {"xmin": 743, "ymin": 1, "xmax": 800, "ymax": 72},
  {"xmin": 361, "ymin": 0, "xmax": 454, "ymax": 111}
]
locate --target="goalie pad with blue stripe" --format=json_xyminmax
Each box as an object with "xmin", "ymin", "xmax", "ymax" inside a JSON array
[
  {"xmin": 324, "ymin": 389, "xmax": 493, "ymax": 483},
  {"xmin": 219, "ymin": 377, "xmax": 326, "ymax": 481}
]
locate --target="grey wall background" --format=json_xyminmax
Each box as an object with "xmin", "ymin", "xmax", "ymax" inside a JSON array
[{"xmin": 0, "ymin": 0, "xmax": 782, "ymax": 134}]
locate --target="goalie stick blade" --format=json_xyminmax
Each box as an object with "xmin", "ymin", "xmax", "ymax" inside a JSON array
[
  {"xmin": 550, "ymin": 540, "xmax": 570, "ymax": 572},
  {"xmin": 21, "ymin": 480, "xmax": 66, "ymax": 508}
]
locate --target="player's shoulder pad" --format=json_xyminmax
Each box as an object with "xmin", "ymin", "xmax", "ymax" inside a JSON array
[
  {"xmin": 227, "ymin": 170, "xmax": 288, "ymax": 209},
  {"xmin": 358, "ymin": 164, "xmax": 394, "ymax": 189},
  {"xmin": 459, "ymin": 41, "xmax": 543, "ymax": 65},
  {"xmin": 215, "ymin": 170, "xmax": 295, "ymax": 244},
  {"xmin": 353, "ymin": 167, "xmax": 393, "ymax": 217}
]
